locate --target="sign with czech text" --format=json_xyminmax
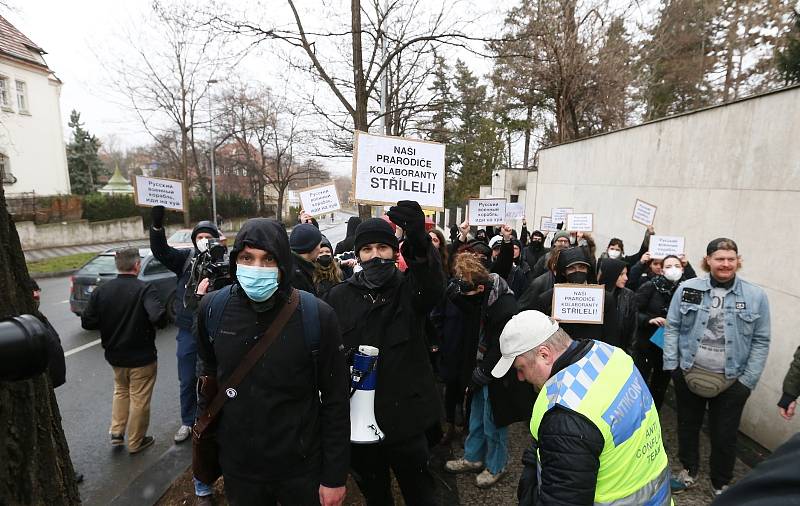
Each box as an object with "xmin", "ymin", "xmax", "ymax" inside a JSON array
[
  {"xmin": 632, "ymin": 199, "xmax": 657, "ymax": 227},
  {"xmin": 566, "ymin": 213, "xmax": 593, "ymax": 232},
  {"xmin": 468, "ymin": 198, "xmax": 507, "ymax": 226},
  {"xmin": 551, "ymin": 284, "xmax": 605, "ymax": 324},
  {"xmin": 505, "ymin": 202, "xmax": 525, "ymax": 220},
  {"xmin": 299, "ymin": 183, "xmax": 341, "ymax": 217},
  {"xmin": 133, "ymin": 176, "xmax": 185, "ymax": 212},
  {"xmin": 551, "ymin": 207, "xmax": 573, "ymax": 224},
  {"xmin": 352, "ymin": 131, "xmax": 445, "ymax": 209},
  {"xmin": 649, "ymin": 235, "xmax": 685, "ymax": 259}
]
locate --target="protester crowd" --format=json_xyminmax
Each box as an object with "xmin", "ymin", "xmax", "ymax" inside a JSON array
[{"xmin": 75, "ymin": 200, "xmax": 800, "ymax": 506}]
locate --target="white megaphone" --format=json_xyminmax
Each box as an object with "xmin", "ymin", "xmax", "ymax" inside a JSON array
[{"xmin": 350, "ymin": 345, "xmax": 385, "ymax": 444}]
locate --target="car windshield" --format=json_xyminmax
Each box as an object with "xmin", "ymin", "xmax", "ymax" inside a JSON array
[
  {"xmin": 168, "ymin": 230, "xmax": 193, "ymax": 243},
  {"xmin": 77, "ymin": 255, "xmax": 118, "ymax": 276}
]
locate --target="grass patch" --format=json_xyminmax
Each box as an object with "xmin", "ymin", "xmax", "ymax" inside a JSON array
[{"xmin": 27, "ymin": 252, "xmax": 96, "ymax": 275}]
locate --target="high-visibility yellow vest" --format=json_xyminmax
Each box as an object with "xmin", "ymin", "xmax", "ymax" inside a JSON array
[{"xmin": 530, "ymin": 341, "xmax": 671, "ymax": 505}]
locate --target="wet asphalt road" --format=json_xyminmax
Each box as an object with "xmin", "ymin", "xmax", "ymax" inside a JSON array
[{"xmin": 43, "ymin": 213, "xmax": 352, "ymax": 505}]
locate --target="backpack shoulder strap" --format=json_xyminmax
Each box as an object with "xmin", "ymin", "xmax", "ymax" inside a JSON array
[
  {"xmin": 298, "ymin": 290, "xmax": 321, "ymax": 355},
  {"xmin": 204, "ymin": 284, "xmax": 233, "ymax": 343},
  {"xmin": 298, "ymin": 290, "xmax": 321, "ymax": 389}
]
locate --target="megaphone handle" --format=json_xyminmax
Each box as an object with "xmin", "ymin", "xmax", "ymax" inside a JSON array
[{"xmin": 349, "ymin": 359, "xmax": 378, "ymax": 398}]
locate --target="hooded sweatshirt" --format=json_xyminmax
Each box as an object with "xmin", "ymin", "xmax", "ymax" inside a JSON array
[
  {"xmin": 334, "ymin": 216, "xmax": 362, "ymax": 255},
  {"xmin": 598, "ymin": 258, "xmax": 637, "ymax": 349},
  {"xmin": 196, "ymin": 218, "xmax": 350, "ymax": 487}
]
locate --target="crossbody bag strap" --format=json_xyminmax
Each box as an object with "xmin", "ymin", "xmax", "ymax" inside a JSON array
[{"xmin": 194, "ymin": 288, "xmax": 299, "ymax": 435}]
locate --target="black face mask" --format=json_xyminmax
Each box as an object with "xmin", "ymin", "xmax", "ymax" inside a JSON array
[
  {"xmin": 359, "ymin": 257, "xmax": 397, "ymax": 289},
  {"xmin": 317, "ymin": 255, "xmax": 332, "ymax": 267},
  {"xmin": 530, "ymin": 239, "xmax": 544, "ymax": 252},
  {"xmin": 565, "ymin": 271, "xmax": 588, "ymax": 284}
]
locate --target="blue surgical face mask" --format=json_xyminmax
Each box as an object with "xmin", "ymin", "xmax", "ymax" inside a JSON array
[{"xmin": 236, "ymin": 264, "xmax": 280, "ymax": 302}]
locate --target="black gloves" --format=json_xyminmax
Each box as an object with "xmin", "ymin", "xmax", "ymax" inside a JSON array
[
  {"xmin": 151, "ymin": 205, "xmax": 165, "ymax": 229},
  {"xmin": 387, "ymin": 200, "xmax": 427, "ymax": 250}
]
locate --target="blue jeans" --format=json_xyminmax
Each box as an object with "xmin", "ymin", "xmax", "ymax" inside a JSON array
[
  {"xmin": 176, "ymin": 328, "xmax": 198, "ymax": 427},
  {"xmin": 194, "ymin": 476, "xmax": 213, "ymax": 497},
  {"xmin": 464, "ymin": 385, "xmax": 508, "ymax": 474}
]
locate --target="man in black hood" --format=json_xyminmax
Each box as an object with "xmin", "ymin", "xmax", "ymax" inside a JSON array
[
  {"xmin": 524, "ymin": 230, "xmax": 548, "ymax": 267},
  {"xmin": 324, "ymin": 201, "xmax": 445, "ymax": 505},
  {"xmin": 195, "ymin": 218, "xmax": 350, "ymax": 506},
  {"xmin": 149, "ymin": 206, "xmax": 220, "ymax": 450},
  {"xmin": 537, "ymin": 247, "xmax": 613, "ymax": 341},
  {"xmin": 334, "ymin": 216, "xmax": 362, "ymax": 255}
]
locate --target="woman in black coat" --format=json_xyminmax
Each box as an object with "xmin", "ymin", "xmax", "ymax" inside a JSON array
[
  {"xmin": 633, "ymin": 254, "xmax": 694, "ymax": 410},
  {"xmin": 597, "ymin": 258, "xmax": 637, "ymax": 351}
]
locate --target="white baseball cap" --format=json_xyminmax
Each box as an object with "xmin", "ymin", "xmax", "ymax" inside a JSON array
[
  {"xmin": 488, "ymin": 235, "xmax": 503, "ymax": 249},
  {"xmin": 491, "ymin": 311, "xmax": 560, "ymax": 378}
]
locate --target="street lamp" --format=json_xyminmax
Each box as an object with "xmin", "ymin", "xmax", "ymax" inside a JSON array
[{"xmin": 208, "ymin": 79, "xmax": 219, "ymax": 227}]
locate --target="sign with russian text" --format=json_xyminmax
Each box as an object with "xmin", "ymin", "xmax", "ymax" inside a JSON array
[
  {"xmin": 551, "ymin": 284, "xmax": 605, "ymax": 324},
  {"xmin": 632, "ymin": 199, "xmax": 657, "ymax": 227},
  {"xmin": 505, "ymin": 202, "xmax": 525, "ymax": 220},
  {"xmin": 352, "ymin": 131, "xmax": 445, "ymax": 209},
  {"xmin": 299, "ymin": 183, "xmax": 341, "ymax": 217},
  {"xmin": 566, "ymin": 213, "xmax": 593, "ymax": 232},
  {"xmin": 134, "ymin": 176, "xmax": 185, "ymax": 211},
  {"xmin": 540, "ymin": 217, "xmax": 559, "ymax": 232},
  {"xmin": 468, "ymin": 198, "xmax": 507, "ymax": 226},
  {"xmin": 551, "ymin": 207, "xmax": 573, "ymax": 224},
  {"xmin": 649, "ymin": 235, "xmax": 685, "ymax": 259}
]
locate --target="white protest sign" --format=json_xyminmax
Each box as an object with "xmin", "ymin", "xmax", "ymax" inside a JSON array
[
  {"xmin": 505, "ymin": 202, "xmax": 525, "ymax": 220},
  {"xmin": 551, "ymin": 284, "xmax": 606, "ymax": 324},
  {"xmin": 566, "ymin": 213, "xmax": 593, "ymax": 232},
  {"xmin": 353, "ymin": 131, "xmax": 445, "ymax": 209},
  {"xmin": 540, "ymin": 217, "xmax": 559, "ymax": 232},
  {"xmin": 649, "ymin": 235, "xmax": 685, "ymax": 259},
  {"xmin": 468, "ymin": 198, "xmax": 507, "ymax": 226},
  {"xmin": 632, "ymin": 199, "xmax": 657, "ymax": 227},
  {"xmin": 299, "ymin": 183, "xmax": 341, "ymax": 217},
  {"xmin": 134, "ymin": 176, "xmax": 185, "ymax": 211},
  {"xmin": 551, "ymin": 207, "xmax": 573, "ymax": 224}
]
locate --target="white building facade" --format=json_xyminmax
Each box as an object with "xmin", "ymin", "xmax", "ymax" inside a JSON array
[{"xmin": 0, "ymin": 15, "xmax": 70, "ymax": 196}]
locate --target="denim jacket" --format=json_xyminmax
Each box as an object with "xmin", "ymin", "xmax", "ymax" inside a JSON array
[{"xmin": 663, "ymin": 276, "xmax": 771, "ymax": 390}]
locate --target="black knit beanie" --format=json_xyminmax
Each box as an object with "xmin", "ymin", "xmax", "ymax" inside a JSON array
[
  {"xmin": 354, "ymin": 218, "xmax": 399, "ymax": 252},
  {"xmin": 290, "ymin": 223, "xmax": 323, "ymax": 254}
]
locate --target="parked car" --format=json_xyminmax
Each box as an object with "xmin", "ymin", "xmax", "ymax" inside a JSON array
[
  {"xmin": 167, "ymin": 229, "xmax": 194, "ymax": 248},
  {"xmin": 69, "ymin": 248, "xmax": 181, "ymax": 321}
]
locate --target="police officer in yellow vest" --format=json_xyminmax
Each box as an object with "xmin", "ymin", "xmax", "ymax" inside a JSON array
[{"xmin": 492, "ymin": 310, "xmax": 672, "ymax": 505}]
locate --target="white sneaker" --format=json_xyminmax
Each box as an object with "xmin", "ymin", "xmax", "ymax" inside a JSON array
[
  {"xmin": 445, "ymin": 458, "xmax": 484, "ymax": 473},
  {"xmin": 174, "ymin": 424, "xmax": 192, "ymax": 443},
  {"xmin": 712, "ymin": 484, "xmax": 729, "ymax": 498},
  {"xmin": 476, "ymin": 468, "xmax": 505, "ymax": 488}
]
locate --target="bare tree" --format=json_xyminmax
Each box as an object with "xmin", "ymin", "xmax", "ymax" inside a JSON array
[
  {"xmin": 110, "ymin": 1, "xmax": 234, "ymax": 225},
  {"xmin": 204, "ymin": 0, "xmax": 492, "ymax": 217}
]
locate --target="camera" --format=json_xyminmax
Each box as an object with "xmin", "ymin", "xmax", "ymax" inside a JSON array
[
  {"xmin": 184, "ymin": 238, "xmax": 231, "ymax": 309},
  {"xmin": 0, "ymin": 315, "xmax": 50, "ymax": 382}
]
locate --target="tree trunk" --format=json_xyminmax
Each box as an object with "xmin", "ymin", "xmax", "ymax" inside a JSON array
[
  {"xmin": 0, "ymin": 183, "xmax": 80, "ymax": 504},
  {"xmin": 523, "ymin": 104, "xmax": 533, "ymax": 170},
  {"xmin": 352, "ymin": 0, "xmax": 373, "ymax": 220},
  {"xmin": 181, "ymin": 83, "xmax": 192, "ymax": 227}
]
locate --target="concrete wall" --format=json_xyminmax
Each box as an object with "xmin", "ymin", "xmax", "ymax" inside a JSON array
[
  {"xmin": 525, "ymin": 85, "xmax": 800, "ymax": 451},
  {"xmin": 0, "ymin": 57, "xmax": 70, "ymax": 195},
  {"xmin": 18, "ymin": 217, "xmax": 147, "ymax": 250}
]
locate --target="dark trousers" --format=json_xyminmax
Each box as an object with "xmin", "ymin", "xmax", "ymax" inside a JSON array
[
  {"xmin": 673, "ymin": 370, "xmax": 751, "ymax": 488},
  {"xmin": 634, "ymin": 341, "xmax": 671, "ymax": 410},
  {"xmin": 176, "ymin": 328, "xmax": 197, "ymax": 426},
  {"xmin": 444, "ymin": 379, "xmax": 465, "ymax": 424},
  {"xmin": 350, "ymin": 433, "xmax": 436, "ymax": 506},
  {"xmin": 224, "ymin": 471, "xmax": 320, "ymax": 506}
]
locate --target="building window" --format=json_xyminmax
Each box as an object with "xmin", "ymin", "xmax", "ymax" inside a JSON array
[
  {"xmin": 0, "ymin": 153, "xmax": 16, "ymax": 185},
  {"xmin": 15, "ymin": 81, "xmax": 28, "ymax": 112},
  {"xmin": 0, "ymin": 77, "xmax": 9, "ymax": 108}
]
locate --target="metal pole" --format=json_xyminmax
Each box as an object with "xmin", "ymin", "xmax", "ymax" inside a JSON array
[
  {"xmin": 379, "ymin": 0, "xmax": 388, "ymax": 135},
  {"xmin": 208, "ymin": 80, "xmax": 218, "ymax": 227}
]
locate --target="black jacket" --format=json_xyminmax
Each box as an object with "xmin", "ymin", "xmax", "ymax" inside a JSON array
[
  {"xmin": 463, "ymin": 276, "xmax": 535, "ymax": 428},
  {"xmin": 524, "ymin": 243, "xmax": 549, "ymax": 271},
  {"xmin": 519, "ymin": 339, "xmax": 605, "ymax": 506},
  {"xmin": 195, "ymin": 218, "xmax": 350, "ymax": 487},
  {"xmin": 291, "ymin": 252, "xmax": 318, "ymax": 295},
  {"xmin": 81, "ymin": 274, "xmax": 167, "ymax": 367},
  {"xmin": 334, "ymin": 216, "xmax": 361, "ymax": 255},
  {"xmin": 150, "ymin": 226, "xmax": 194, "ymax": 330},
  {"xmin": 324, "ymin": 236, "xmax": 445, "ymax": 444},
  {"xmin": 507, "ymin": 257, "xmax": 534, "ymax": 300},
  {"xmin": 518, "ymin": 271, "xmax": 555, "ymax": 312},
  {"xmin": 634, "ymin": 275, "xmax": 683, "ymax": 351},
  {"xmin": 602, "ymin": 287, "xmax": 637, "ymax": 350}
]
